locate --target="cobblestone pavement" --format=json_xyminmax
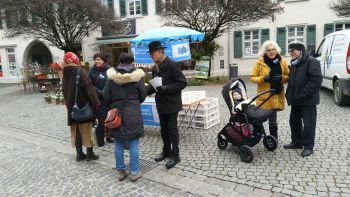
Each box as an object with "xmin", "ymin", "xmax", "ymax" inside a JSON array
[
  {"xmin": 0, "ymin": 128, "xmax": 200, "ymax": 197},
  {"xmin": 1, "ymin": 80, "xmax": 350, "ymax": 197}
]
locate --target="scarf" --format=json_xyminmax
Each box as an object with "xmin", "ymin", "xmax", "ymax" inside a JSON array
[{"xmin": 264, "ymin": 54, "xmax": 282, "ymax": 94}]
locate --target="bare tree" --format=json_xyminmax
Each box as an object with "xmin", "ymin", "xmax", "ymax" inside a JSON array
[
  {"xmin": 0, "ymin": 0, "xmax": 123, "ymax": 53},
  {"xmin": 161, "ymin": 0, "xmax": 283, "ymax": 56},
  {"xmin": 330, "ymin": 0, "xmax": 350, "ymax": 17}
]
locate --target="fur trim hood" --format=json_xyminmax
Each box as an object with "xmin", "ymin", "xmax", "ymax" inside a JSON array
[{"xmin": 106, "ymin": 66, "xmax": 145, "ymax": 84}]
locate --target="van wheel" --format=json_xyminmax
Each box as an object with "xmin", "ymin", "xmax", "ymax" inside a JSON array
[{"xmin": 333, "ymin": 80, "xmax": 350, "ymax": 106}]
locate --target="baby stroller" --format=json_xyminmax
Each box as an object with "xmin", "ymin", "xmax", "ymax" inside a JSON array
[{"xmin": 217, "ymin": 78, "xmax": 278, "ymax": 163}]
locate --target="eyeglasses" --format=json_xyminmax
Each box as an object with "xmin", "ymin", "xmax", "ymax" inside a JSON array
[
  {"xmin": 288, "ymin": 49, "xmax": 296, "ymax": 53},
  {"xmin": 266, "ymin": 48, "xmax": 277, "ymax": 52}
]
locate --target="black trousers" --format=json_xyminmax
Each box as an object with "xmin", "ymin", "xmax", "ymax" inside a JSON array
[
  {"xmin": 158, "ymin": 112, "xmax": 179, "ymax": 156},
  {"xmin": 289, "ymin": 105, "xmax": 317, "ymax": 150}
]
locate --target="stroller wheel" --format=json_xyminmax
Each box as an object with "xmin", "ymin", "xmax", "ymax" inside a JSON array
[
  {"xmin": 239, "ymin": 145, "xmax": 254, "ymax": 163},
  {"xmin": 263, "ymin": 135, "xmax": 278, "ymax": 151},
  {"xmin": 217, "ymin": 135, "xmax": 228, "ymax": 150}
]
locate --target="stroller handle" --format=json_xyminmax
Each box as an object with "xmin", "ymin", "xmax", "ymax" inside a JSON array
[{"xmin": 247, "ymin": 89, "xmax": 277, "ymax": 107}]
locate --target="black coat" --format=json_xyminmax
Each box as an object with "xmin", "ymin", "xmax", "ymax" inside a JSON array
[
  {"xmin": 147, "ymin": 56, "xmax": 187, "ymax": 114},
  {"xmin": 88, "ymin": 64, "xmax": 111, "ymax": 118},
  {"xmin": 285, "ymin": 53, "xmax": 323, "ymax": 106},
  {"xmin": 103, "ymin": 64, "xmax": 147, "ymax": 140}
]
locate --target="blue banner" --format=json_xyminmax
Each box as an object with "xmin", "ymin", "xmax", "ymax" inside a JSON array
[
  {"xmin": 131, "ymin": 39, "xmax": 191, "ymax": 64},
  {"xmin": 141, "ymin": 100, "xmax": 160, "ymax": 126}
]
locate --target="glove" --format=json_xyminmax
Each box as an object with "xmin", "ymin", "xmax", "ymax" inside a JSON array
[
  {"xmin": 263, "ymin": 76, "xmax": 271, "ymax": 82},
  {"xmin": 271, "ymin": 74, "xmax": 282, "ymax": 82},
  {"xmin": 156, "ymin": 86, "xmax": 167, "ymax": 93}
]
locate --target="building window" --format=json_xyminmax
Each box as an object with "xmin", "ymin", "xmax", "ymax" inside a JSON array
[
  {"xmin": 6, "ymin": 48, "xmax": 17, "ymax": 77},
  {"xmin": 243, "ymin": 30, "xmax": 260, "ymax": 56},
  {"xmin": 220, "ymin": 60, "xmax": 224, "ymax": 69},
  {"xmin": 335, "ymin": 23, "xmax": 350, "ymax": 31},
  {"xmin": 287, "ymin": 26, "xmax": 305, "ymax": 45},
  {"xmin": 128, "ymin": 0, "xmax": 141, "ymax": 16}
]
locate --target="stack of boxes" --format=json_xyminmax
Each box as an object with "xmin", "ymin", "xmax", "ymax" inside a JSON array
[{"xmin": 179, "ymin": 91, "xmax": 220, "ymax": 129}]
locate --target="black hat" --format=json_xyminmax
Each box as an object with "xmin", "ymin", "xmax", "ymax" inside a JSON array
[
  {"xmin": 288, "ymin": 41, "xmax": 305, "ymax": 51},
  {"xmin": 148, "ymin": 41, "xmax": 167, "ymax": 53}
]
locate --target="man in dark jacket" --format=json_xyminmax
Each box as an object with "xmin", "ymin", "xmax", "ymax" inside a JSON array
[
  {"xmin": 147, "ymin": 41, "xmax": 187, "ymax": 169},
  {"xmin": 284, "ymin": 41, "xmax": 323, "ymax": 157}
]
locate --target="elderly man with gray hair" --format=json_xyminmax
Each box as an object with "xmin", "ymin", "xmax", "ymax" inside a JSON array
[{"xmin": 284, "ymin": 41, "xmax": 323, "ymax": 157}]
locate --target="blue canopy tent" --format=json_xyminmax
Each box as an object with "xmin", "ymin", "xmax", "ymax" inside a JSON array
[{"xmin": 130, "ymin": 27, "xmax": 204, "ymax": 64}]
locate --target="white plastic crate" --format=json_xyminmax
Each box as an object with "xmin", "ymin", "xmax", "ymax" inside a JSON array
[
  {"xmin": 179, "ymin": 104, "xmax": 219, "ymax": 116},
  {"xmin": 181, "ymin": 91, "xmax": 206, "ymax": 105},
  {"xmin": 188, "ymin": 116, "xmax": 220, "ymax": 129},
  {"xmin": 193, "ymin": 97, "xmax": 219, "ymax": 111},
  {"xmin": 178, "ymin": 110, "xmax": 220, "ymax": 123}
]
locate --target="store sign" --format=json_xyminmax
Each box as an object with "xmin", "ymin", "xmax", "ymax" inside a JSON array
[
  {"xmin": 132, "ymin": 39, "xmax": 191, "ymax": 64},
  {"xmin": 195, "ymin": 57, "xmax": 210, "ymax": 79}
]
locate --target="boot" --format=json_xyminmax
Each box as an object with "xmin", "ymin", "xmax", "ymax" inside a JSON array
[
  {"xmin": 269, "ymin": 126, "xmax": 278, "ymax": 140},
  {"xmin": 76, "ymin": 146, "xmax": 86, "ymax": 162},
  {"xmin": 86, "ymin": 147, "xmax": 99, "ymax": 161}
]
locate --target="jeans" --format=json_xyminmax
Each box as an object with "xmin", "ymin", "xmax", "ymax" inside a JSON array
[
  {"xmin": 114, "ymin": 138, "xmax": 140, "ymax": 176},
  {"xmin": 289, "ymin": 105, "xmax": 317, "ymax": 150}
]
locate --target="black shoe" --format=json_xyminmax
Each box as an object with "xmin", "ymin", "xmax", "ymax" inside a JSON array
[
  {"xmin": 76, "ymin": 152, "xmax": 86, "ymax": 162},
  {"xmin": 86, "ymin": 147, "xmax": 99, "ymax": 161},
  {"xmin": 106, "ymin": 137, "xmax": 114, "ymax": 143},
  {"xmin": 154, "ymin": 152, "xmax": 170, "ymax": 162},
  {"xmin": 300, "ymin": 149, "xmax": 313, "ymax": 157},
  {"xmin": 165, "ymin": 156, "xmax": 180, "ymax": 169},
  {"xmin": 283, "ymin": 143, "xmax": 303, "ymax": 149}
]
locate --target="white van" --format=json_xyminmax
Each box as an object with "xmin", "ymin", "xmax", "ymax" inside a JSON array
[{"xmin": 314, "ymin": 30, "xmax": 350, "ymax": 106}]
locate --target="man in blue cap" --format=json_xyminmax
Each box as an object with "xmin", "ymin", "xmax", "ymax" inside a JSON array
[{"xmin": 147, "ymin": 41, "xmax": 187, "ymax": 169}]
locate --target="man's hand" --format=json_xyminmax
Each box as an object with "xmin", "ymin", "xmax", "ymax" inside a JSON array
[{"xmin": 156, "ymin": 86, "xmax": 167, "ymax": 93}]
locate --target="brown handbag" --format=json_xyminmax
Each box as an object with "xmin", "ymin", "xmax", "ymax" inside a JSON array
[{"xmin": 104, "ymin": 108, "xmax": 122, "ymax": 129}]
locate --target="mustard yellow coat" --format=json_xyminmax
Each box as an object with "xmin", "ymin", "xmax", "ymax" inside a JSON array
[{"xmin": 250, "ymin": 56, "xmax": 289, "ymax": 110}]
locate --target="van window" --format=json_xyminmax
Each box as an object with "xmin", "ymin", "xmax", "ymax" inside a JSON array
[{"xmin": 315, "ymin": 39, "xmax": 325, "ymax": 57}]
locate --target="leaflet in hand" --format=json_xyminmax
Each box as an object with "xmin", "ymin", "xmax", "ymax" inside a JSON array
[{"xmin": 149, "ymin": 77, "xmax": 162, "ymax": 92}]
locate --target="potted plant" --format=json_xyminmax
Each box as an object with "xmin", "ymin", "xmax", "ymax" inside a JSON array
[{"xmin": 44, "ymin": 95, "xmax": 52, "ymax": 103}]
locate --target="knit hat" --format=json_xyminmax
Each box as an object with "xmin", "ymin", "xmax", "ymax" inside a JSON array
[
  {"xmin": 288, "ymin": 41, "xmax": 305, "ymax": 51},
  {"xmin": 64, "ymin": 52, "xmax": 79, "ymax": 65}
]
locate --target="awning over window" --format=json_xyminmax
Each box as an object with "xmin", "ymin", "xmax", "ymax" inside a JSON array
[{"xmin": 93, "ymin": 35, "xmax": 138, "ymax": 45}]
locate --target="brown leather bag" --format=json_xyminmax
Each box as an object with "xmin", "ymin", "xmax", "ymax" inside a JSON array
[{"xmin": 104, "ymin": 108, "xmax": 122, "ymax": 129}]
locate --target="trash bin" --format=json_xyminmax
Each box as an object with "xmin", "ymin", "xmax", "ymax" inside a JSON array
[{"xmin": 229, "ymin": 63, "xmax": 238, "ymax": 79}]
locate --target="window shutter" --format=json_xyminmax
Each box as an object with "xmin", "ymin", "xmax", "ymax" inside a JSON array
[
  {"xmin": 306, "ymin": 25, "xmax": 316, "ymax": 52},
  {"xmin": 324, "ymin": 23, "xmax": 334, "ymax": 36},
  {"xmin": 260, "ymin": 29, "xmax": 270, "ymax": 45},
  {"xmin": 234, "ymin": 31, "xmax": 242, "ymax": 58},
  {"xmin": 119, "ymin": 0, "xmax": 126, "ymax": 17},
  {"xmin": 155, "ymin": 0, "xmax": 162, "ymax": 14},
  {"xmin": 141, "ymin": 0, "xmax": 148, "ymax": 15},
  {"xmin": 276, "ymin": 27, "xmax": 286, "ymax": 55}
]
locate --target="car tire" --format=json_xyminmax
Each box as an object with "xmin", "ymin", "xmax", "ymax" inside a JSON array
[{"xmin": 333, "ymin": 80, "xmax": 350, "ymax": 106}]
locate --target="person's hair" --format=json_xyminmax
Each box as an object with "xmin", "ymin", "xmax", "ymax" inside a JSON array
[
  {"xmin": 93, "ymin": 53, "xmax": 107, "ymax": 62},
  {"xmin": 259, "ymin": 40, "xmax": 281, "ymax": 56},
  {"xmin": 118, "ymin": 53, "xmax": 134, "ymax": 64}
]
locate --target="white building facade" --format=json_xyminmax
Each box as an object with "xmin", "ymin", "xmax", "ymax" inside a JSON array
[{"xmin": 84, "ymin": 0, "xmax": 350, "ymax": 76}]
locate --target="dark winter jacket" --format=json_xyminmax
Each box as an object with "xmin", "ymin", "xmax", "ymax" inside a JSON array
[
  {"xmin": 147, "ymin": 56, "xmax": 187, "ymax": 114},
  {"xmin": 88, "ymin": 64, "xmax": 111, "ymax": 118},
  {"xmin": 285, "ymin": 53, "xmax": 323, "ymax": 106},
  {"xmin": 103, "ymin": 64, "xmax": 147, "ymax": 140},
  {"xmin": 62, "ymin": 65, "xmax": 100, "ymax": 125}
]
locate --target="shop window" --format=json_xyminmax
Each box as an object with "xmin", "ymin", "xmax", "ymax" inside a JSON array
[
  {"xmin": 6, "ymin": 48, "xmax": 18, "ymax": 77},
  {"xmin": 243, "ymin": 30, "xmax": 260, "ymax": 56},
  {"xmin": 287, "ymin": 26, "xmax": 305, "ymax": 45}
]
